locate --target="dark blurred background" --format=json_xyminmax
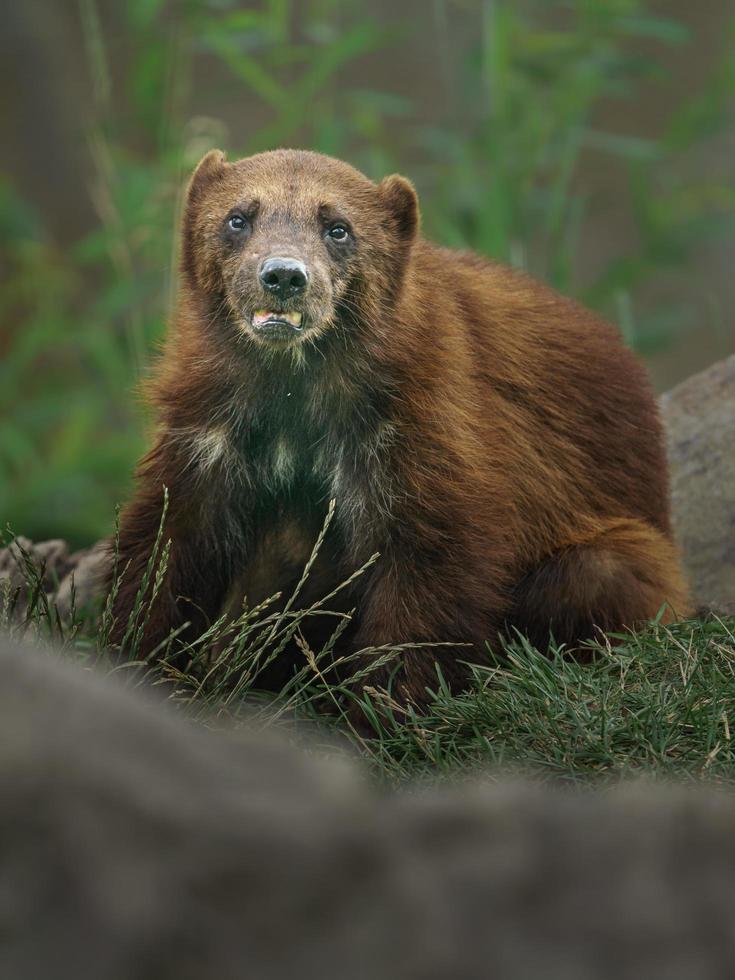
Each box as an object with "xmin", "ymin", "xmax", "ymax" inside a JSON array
[{"xmin": 2, "ymin": 0, "xmax": 734, "ymax": 546}]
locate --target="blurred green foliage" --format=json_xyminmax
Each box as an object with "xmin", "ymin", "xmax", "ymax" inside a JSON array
[{"xmin": 1, "ymin": 0, "xmax": 734, "ymax": 545}]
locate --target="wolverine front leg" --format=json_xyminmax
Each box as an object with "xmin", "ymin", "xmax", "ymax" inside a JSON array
[
  {"xmin": 108, "ymin": 442, "xmax": 247, "ymax": 660},
  {"xmin": 337, "ymin": 428, "xmax": 514, "ymax": 709},
  {"xmin": 347, "ymin": 520, "xmax": 510, "ymax": 708}
]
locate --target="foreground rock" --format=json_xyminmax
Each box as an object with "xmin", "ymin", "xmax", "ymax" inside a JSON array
[
  {"xmin": 2, "ymin": 635, "xmax": 735, "ymax": 979},
  {"xmin": 1, "ymin": 355, "xmax": 734, "ymax": 619},
  {"xmin": 661, "ymin": 353, "xmax": 735, "ymax": 615}
]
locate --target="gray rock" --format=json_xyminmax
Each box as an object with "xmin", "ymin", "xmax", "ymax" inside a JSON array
[
  {"xmin": 3, "ymin": 635, "xmax": 735, "ymax": 979},
  {"xmin": 0, "ymin": 536, "xmax": 111, "ymax": 621},
  {"xmin": 0, "ymin": 536, "xmax": 71, "ymax": 591},
  {"xmin": 661, "ymin": 354, "xmax": 735, "ymax": 615},
  {"xmin": 54, "ymin": 540, "xmax": 111, "ymax": 617}
]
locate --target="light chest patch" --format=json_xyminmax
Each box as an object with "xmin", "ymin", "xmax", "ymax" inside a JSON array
[
  {"xmin": 271, "ymin": 436, "xmax": 297, "ymax": 485},
  {"xmin": 188, "ymin": 426, "xmax": 230, "ymax": 470}
]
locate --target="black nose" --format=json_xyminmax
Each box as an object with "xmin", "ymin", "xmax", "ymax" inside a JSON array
[{"xmin": 259, "ymin": 257, "xmax": 309, "ymax": 299}]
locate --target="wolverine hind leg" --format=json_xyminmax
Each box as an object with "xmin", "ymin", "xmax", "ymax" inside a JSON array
[{"xmin": 507, "ymin": 518, "xmax": 691, "ymax": 652}]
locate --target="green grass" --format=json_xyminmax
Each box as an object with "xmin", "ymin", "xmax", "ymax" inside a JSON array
[{"xmin": 4, "ymin": 515, "xmax": 735, "ymax": 790}]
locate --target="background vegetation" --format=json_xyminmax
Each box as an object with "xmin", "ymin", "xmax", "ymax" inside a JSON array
[{"xmin": 2, "ymin": 0, "xmax": 734, "ymax": 546}]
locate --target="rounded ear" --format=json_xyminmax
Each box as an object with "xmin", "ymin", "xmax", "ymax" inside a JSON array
[
  {"xmin": 378, "ymin": 174, "xmax": 419, "ymax": 242},
  {"xmin": 181, "ymin": 150, "xmax": 227, "ymax": 287},
  {"xmin": 187, "ymin": 149, "xmax": 227, "ymax": 200}
]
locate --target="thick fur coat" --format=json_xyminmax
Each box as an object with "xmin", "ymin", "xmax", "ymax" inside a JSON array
[{"xmin": 109, "ymin": 148, "xmax": 689, "ymax": 701}]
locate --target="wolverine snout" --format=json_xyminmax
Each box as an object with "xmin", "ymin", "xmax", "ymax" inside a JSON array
[{"xmin": 259, "ymin": 257, "xmax": 309, "ymax": 301}]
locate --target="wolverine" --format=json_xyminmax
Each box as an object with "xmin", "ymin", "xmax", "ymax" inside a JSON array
[{"xmin": 109, "ymin": 148, "xmax": 690, "ymax": 703}]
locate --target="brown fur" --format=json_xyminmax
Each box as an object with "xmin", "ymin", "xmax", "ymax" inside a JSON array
[{"xmin": 108, "ymin": 148, "xmax": 690, "ymax": 703}]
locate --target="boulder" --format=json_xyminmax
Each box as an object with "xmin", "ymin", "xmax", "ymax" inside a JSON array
[
  {"xmin": 0, "ymin": 536, "xmax": 110, "ymax": 621},
  {"xmin": 3, "ymin": 634, "xmax": 735, "ymax": 979},
  {"xmin": 661, "ymin": 354, "xmax": 735, "ymax": 615}
]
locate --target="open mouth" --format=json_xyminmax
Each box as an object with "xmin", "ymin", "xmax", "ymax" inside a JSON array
[{"xmin": 252, "ymin": 309, "xmax": 303, "ymax": 333}]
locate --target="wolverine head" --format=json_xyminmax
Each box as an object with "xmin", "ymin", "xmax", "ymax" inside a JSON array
[{"xmin": 181, "ymin": 148, "xmax": 419, "ymax": 352}]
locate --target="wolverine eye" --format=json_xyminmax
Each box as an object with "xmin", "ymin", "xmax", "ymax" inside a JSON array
[
  {"xmin": 326, "ymin": 224, "xmax": 349, "ymax": 242},
  {"xmin": 228, "ymin": 214, "xmax": 247, "ymax": 232}
]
